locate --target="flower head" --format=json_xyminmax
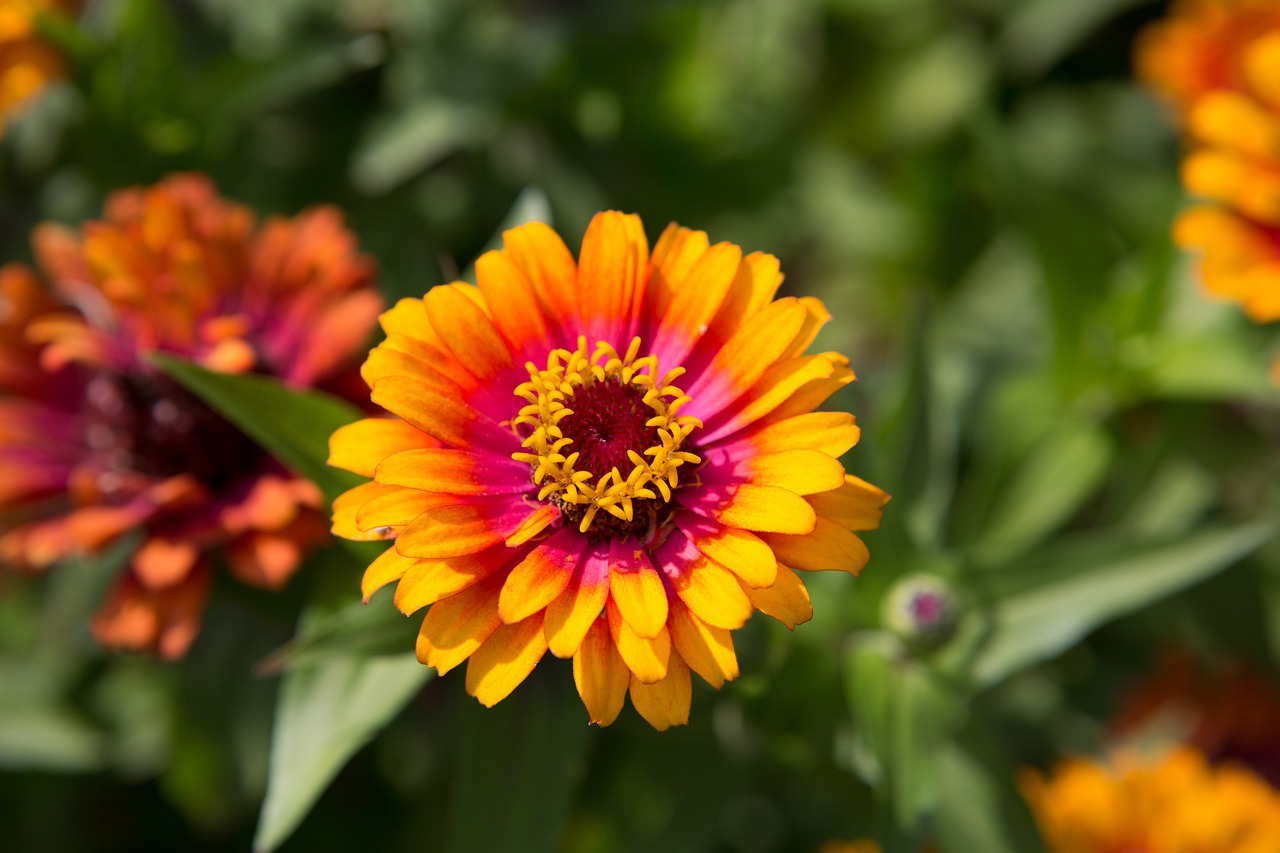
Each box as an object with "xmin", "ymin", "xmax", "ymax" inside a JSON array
[
  {"xmin": 1136, "ymin": 0, "xmax": 1280, "ymax": 118},
  {"xmin": 1021, "ymin": 748, "xmax": 1280, "ymax": 853},
  {"xmin": 1138, "ymin": 0, "xmax": 1280, "ymax": 330},
  {"xmin": 330, "ymin": 212, "xmax": 887, "ymax": 729},
  {"xmin": 0, "ymin": 174, "xmax": 382, "ymax": 658},
  {"xmin": 0, "ymin": 0, "xmax": 76, "ymax": 135}
]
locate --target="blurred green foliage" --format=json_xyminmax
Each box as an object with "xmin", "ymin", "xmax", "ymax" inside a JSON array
[{"xmin": 4, "ymin": 0, "xmax": 1280, "ymax": 851}]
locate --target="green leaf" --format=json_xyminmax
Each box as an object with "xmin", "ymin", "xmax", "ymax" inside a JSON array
[
  {"xmin": 150, "ymin": 354, "xmax": 364, "ymax": 505},
  {"xmin": 447, "ymin": 670, "xmax": 592, "ymax": 853},
  {"xmin": 254, "ymin": 585, "xmax": 417, "ymax": 676},
  {"xmin": 845, "ymin": 633, "xmax": 965, "ymax": 832},
  {"xmin": 935, "ymin": 740, "xmax": 1045, "ymax": 853},
  {"xmin": 965, "ymin": 522, "xmax": 1275, "ymax": 688},
  {"xmin": 970, "ymin": 421, "xmax": 1114, "ymax": 565},
  {"xmin": 350, "ymin": 98, "xmax": 497, "ymax": 195},
  {"xmin": 254, "ymin": 653, "xmax": 431, "ymax": 852}
]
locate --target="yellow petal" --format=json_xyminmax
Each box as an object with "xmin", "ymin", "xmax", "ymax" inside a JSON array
[
  {"xmin": 544, "ymin": 548, "xmax": 610, "ymax": 658},
  {"xmin": 807, "ymin": 475, "xmax": 890, "ymax": 531},
  {"xmin": 608, "ymin": 541, "xmax": 669, "ymax": 639},
  {"xmin": 332, "ymin": 482, "xmax": 399, "ymax": 541},
  {"xmin": 763, "ymin": 517, "xmax": 871, "ymax": 575},
  {"xmin": 739, "ymin": 565, "xmax": 812, "ymax": 629},
  {"xmin": 394, "ymin": 548, "xmax": 512, "ymax": 614},
  {"xmin": 668, "ymin": 601, "xmax": 739, "ymax": 689},
  {"xmin": 676, "ymin": 516, "xmax": 777, "ymax": 589},
  {"xmin": 606, "ymin": 597, "xmax": 670, "ymax": 684},
  {"xmin": 670, "ymin": 552, "xmax": 753, "ymax": 630},
  {"xmin": 734, "ymin": 449, "xmax": 846, "ymax": 496},
  {"xmin": 629, "ymin": 651, "xmax": 692, "ymax": 732},
  {"xmin": 415, "ymin": 573, "xmax": 505, "ymax": 674},
  {"xmin": 329, "ymin": 418, "xmax": 436, "ymax": 478},
  {"xmin": 424, "ymin": 283, "xmax": 513, "ymax": 383},
  {"xmin": 361, "ymin": 546, "xmax": 414, "ymax": 602},
  {"xmin": 465, "ymin": 613, "xmax": 548, "ymax": 706},
  {"xmin": 498, "ymin": 529, "xmax": 582, "ymax": 624},
  {"xmin": 572, "ymin": 619, "xmax": 630, "ymax": 725}
]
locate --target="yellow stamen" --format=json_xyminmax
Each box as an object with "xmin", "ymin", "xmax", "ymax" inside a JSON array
[{"xmin": 513, "ymin": 336, "xmax": 702, "ymax": 534}]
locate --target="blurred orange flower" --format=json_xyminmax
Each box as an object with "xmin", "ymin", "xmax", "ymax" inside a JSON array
[
  {"xmin": 0, "ymin": 0, "xmax": 76, "ymax": 134},
  {"xmin": 0, "ymin": 174, "xmax": 382, "ymax": 658},
  {"xmin": 1136, "ymin": 0, "xmax": 1280, "ymax": 118},
  {"xmin": 329, "ymin": 212, "xmax": 886, "ymax": 729},
  {"xmin": 1022, "ymin": 748, "xmax": 1280, "ymax": 853},
  {"xmin": 1139, "ymin": 0, "xmax": 1280, "ymax": 337}
]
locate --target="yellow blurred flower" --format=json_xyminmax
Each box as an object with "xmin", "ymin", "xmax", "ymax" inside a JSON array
[
  {"xmin": 329, "ymin": 212, "xmax": 887, "ymax": 729},
  {"xmin": 1021, "ymin": 748, "xmax": 1280, "ymax": 853},
  {"xmin": 0, "ymin": 0, "xmax": 75, "ymax": 135}
]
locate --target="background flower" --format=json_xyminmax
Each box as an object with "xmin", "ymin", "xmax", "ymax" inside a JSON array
[
  {"xmin": 1022, "ymin": 749, "xmax": 1280, "ymax": 853},
  {"xmin": 0, "ymin": 173, "xmax": 381, "ymax": 657}
]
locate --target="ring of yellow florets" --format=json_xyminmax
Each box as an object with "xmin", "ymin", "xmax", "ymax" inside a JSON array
[{"xmin": 512, "ymin": 336, "xmax": 701, "ymax": 537}]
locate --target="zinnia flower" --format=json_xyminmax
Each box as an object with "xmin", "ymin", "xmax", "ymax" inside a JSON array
[
  {"xmin": 1138, "ymin": 0, "xmax": 1280, "ymax": 329},
  {"xmin": 0, "ymin": 174, "xmax": 382, "ymax": 658},
  {"xmin": 0, "ymin": 0, "xmax": 76, "ymax": 134},
  {"xmin": 330, "ymin": 212, "xmax": 887, "ymax": 729},
  {"xmin": 1136, "ymin": 0, "xmax": 1280, "ymax": 118},
  {"xmin": 1021, "ymin": 748, "xmax": 1280, "ymax": 853}
]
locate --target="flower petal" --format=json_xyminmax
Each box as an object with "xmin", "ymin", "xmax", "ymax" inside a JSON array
[
  {"xmin": 606, "ymin": 596, "xmax": 671, "ymax": 683},
  {"xmin": 607, "ymin": 539, "xmax": 669, "ymax": 639},
  {"xmin": 740, "ymin": 564, "xmax": 812, "ymax": 629},
  {"xmin": 629, "ymin": 651, "xmax": 691, "ymax": 732},
  {"xmin": 675, "ymin": 514, "xmax": 777, "ymax": 589},
  {"xmin": 394, "ymin": 547, "xmax": 514, "ymax": 614},
  {"xmin": 646, "ymin": 224, "xmax": 709, "ymax": 322},
  {"xmin": 652, "ymin": 241, "xmax": 743, "ymax": 367},
  {"xmin": 329, "ymin": 418, "xmax": 439, "ymax": 478},
  {"xmin": 545, "ymin": 545, "xmax": 610, "ymax": 658},
  {"xmin": 762, "ymin": 517, "xmax": 871, "ymax": 575},
  {"xmin": 578, "ymin": 211, "xmax": 648, "ymax": 339},
  {"xmin": 397, "ymin": 499, "xmax": 527, "ymax": 559},
  {"xmin": 807, "ymin": 475, "xmax": 890, "ymax": 531},
  {"xmin": 668, "ymin": 601, "xmax": 739, "ymax": 689},
  {"xmin": 700, "ymin": 353, "xmax": 851, "ymax": 444},
  {"xmin": 370, "ymin": 376, "xmax": 516, "ymax": 452},
  {"xmin": 501, "ymin": 221, "xmax": 578, "ymax": 332},
  {"xmin": 424, "ymin": 283, "xmax": 513, "ymax": 383},
  {"xmin": 712, "ymin": 411, "xmax": 860, "ymax": 458},
  {"xmin": 332, "ymin": 482, "xmax": 400, "ymax": 540},
  {"xmin": 683, "ymin": 297, "xmax": 808, "ymax": 421},
  {"xmin": 476, "ymin": 249, "xmax": 552, "ymax": 358},
  {"xmin": 374, "ymin": 447, "xmax": 530, "ymax": 495},
  {"xmin": 465, "ymin": 613, "xmax": 548, "ymax": 707},
  {"xmin": 498, "ymin": 527, "xmax": 585, "ymax": 624},
  {"xmin": 355, "ymin": 488, "xmax": 460, "ymax": 532},
  {"xmin": 415, "ymin": 572, "xmax": 506, "ymax": 674},
  {"xmin": 361, "ymin": 545, "xmax": 415, "ymax": 602},
  {"xmin": 680, "ymin": 483, "xmax": 817, "ymax": 535},
  {"xmin": 573, "ymin": 619, "xmax": 630, "ymax": 725},
  {"xmin": 701, "ymin": 449, "xmax": 846, "ymax": 496}
]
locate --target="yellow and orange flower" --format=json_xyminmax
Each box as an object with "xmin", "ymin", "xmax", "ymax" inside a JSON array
[
  {"xmin": 0, "ymin": 174, "xmax": 382, "ymax": 658},
  {"xmin": 1138, "ymin": 0, "xmax": 1280, "ymax": 331},
  {"xmin": 1021, "ymin": 748, "xmax": 1280, "ymax": 853},
  {"xmin": 1136, "ymin": 0, "xmax": 1280, "ymax": 118},
  {"xmin": 0, "ymin": 0, "xmax": 76, "ymax": 135},
  {"xmin": 330, "ymin": 212, "xmax": 887, "ymax": 729}
]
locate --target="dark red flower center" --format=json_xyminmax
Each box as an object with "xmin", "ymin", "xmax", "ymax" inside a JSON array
[
  {"xmin": 83, "ymin": 371, "xmax": 263, "ymax": 491},
  {"xmin": 558, "ymin": 380, "xmax": 660, "ymax": 480}
]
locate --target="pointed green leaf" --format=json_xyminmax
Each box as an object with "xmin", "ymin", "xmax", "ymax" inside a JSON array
[
  {"xmin": 149, "ymin": 354, "xmax": 364, "ymax": 504},
  {"xmin": 254, "ymin": 653, "xmax": 431, "ymax": 852},
  {"xmin": 968, "ymin": 522, "xmax": 1275, "ymax": 688}
]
